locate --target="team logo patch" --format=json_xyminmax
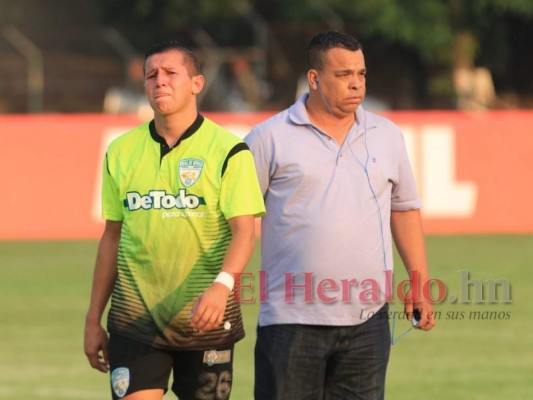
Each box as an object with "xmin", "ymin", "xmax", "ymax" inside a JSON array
[
  {"xmin": 203, "ymin": 350, "xmax": 232, "ymax": 366},
  {"xmin": 111, "ymin": 367, "xmax": 130, "ymax": 398},
  {"xmin": 179, "ymin": 158, "xmax": 204, "ymax": 188}
]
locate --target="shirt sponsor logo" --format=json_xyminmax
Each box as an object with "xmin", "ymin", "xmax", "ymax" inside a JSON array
[
  {"xmin": 124, "ymin": 189, "xmax": 206, "ymax": 211},
  {"xmin": 179, "ymin": 158, "xmax": 204, "ymax": 188}
]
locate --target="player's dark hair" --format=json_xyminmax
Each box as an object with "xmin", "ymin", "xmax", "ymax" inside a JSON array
[
  {"xmin": 307, "ymin": 31, "xmax": 363, "ymax": 71},
  {"xmin": 144, "ymin": 40, "xmax": 201, "ymax": 76}
]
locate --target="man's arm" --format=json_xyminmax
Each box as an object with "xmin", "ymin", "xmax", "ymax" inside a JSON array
[
  {"xmin": 191, "ymin": 214, "xmax": 256, "ymax": 332},
  {"xmin": 84, "ymin": 220, "xmax": 122, "ymax": 372},
  {"xmin": 391, "ymin": 209, "xmax": 436, "ymax": 331}
]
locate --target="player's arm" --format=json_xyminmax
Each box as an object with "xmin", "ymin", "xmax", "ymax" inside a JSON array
[
  {"xmin": 84, "ymin": 220, "xmax": 122, "ymax": 372},
  {"xmin": 191, "ymin": 214, "xmax": 256, "ymax": 333},
  {"xmin": 391, "ymin": 209, "xmax": 436, "ymax": 331}
]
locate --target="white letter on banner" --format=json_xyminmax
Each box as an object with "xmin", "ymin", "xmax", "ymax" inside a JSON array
[{"xmin": 421, "ymin": 126, "xmax": 477, "ymax": 217}]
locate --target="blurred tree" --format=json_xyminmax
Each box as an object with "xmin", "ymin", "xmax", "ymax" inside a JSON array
[
  {"xmin": 96, "ymin": 0, "xmax": 257, "ymax": 49},
  {"xmin": 96, "ymin": 0, "xmax": 533, "ymax": 109},
  {"xmin": 271, "ymin": 0, "xmax": 533, "ymax": 107}
]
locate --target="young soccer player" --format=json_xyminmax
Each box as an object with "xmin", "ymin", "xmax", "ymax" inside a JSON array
[{"xmin": 84, "ymin": 41, "xmax": 265, "ymax": 400}]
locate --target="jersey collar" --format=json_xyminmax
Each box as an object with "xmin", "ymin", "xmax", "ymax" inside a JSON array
[{"xmin": 149, "ymin": 114, "xmax": 204, "ymax": 158}]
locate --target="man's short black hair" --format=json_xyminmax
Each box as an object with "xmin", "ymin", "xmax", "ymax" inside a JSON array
[
  {"xmin": 144, "ymin": 40, "xmax": 201, "ymax": 76},
  {"xmin": 307, "ymin": 31, "xmax": 363, "ymax": 70}
]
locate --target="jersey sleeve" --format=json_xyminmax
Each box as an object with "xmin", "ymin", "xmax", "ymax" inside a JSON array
[
  {"xmin": 101, "ymin": 153, "xmax": 124, "ymax": 221},
  {"xmin": 219, "ymin": 144, "xmax": 266, "ymax": 220}
]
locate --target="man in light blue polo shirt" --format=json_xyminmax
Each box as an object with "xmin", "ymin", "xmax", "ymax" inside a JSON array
[{"xmin": 246, "ymin": 31, "xmax": 436, "ymax": 399}]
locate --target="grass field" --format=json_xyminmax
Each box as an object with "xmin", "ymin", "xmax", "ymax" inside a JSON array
[{"xmin": 1, "ymin": 235, "xmax": 532, "ymax": 399}]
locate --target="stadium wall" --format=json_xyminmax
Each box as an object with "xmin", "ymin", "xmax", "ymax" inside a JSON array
[{"xmin": 1, "ymin": 111, "xmax": 532, "ymax": 240}]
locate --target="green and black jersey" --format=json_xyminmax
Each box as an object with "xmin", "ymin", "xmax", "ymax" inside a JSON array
[{"xmin": 102, "ymin": 115, "xmax": 265, "ymax": 350}]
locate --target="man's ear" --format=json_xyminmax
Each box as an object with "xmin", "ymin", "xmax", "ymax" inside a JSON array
[
  {"xmin": 191, "ymin": 74, "xmax": 205, "ymax": 95},
  {"xmin": 308, "ymin": 70, "xmax": 319, "ymax": 90}
]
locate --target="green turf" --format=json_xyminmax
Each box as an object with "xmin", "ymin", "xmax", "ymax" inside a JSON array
[{"xmin": 0, "ymin": 235, "xmax": 532, "ymax": 399}]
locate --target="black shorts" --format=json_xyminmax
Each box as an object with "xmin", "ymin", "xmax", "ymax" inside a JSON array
[{"xmin": 109, "ymin": 334, "xmax": 234, "ymax": 400}]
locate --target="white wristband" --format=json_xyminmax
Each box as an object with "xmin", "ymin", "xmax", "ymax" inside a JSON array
[{"xmin": 214, "ymin": 271, "xmax": 235, "ymax": 291}]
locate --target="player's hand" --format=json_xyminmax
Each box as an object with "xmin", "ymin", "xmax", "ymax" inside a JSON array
[
  {"xmin": 404, "ymin": 297, "xmax": 436, "ymax": 331},
  {"xmin": 190, "ymin": 283, "xmax": 230, "ymax": 333},
  {"xmin": 84, "ymin": 322, "xmax": 110, "ymax": 372}
]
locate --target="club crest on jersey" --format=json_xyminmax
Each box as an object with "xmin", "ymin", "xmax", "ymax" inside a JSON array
[{"xmin": 179, "ymin": 158, "xmax": 204, "ymax": 188}]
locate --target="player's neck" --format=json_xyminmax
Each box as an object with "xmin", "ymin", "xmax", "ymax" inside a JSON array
[{"xmin": 154, "ymin": 108, "xmax": 198, "ymax": 147}]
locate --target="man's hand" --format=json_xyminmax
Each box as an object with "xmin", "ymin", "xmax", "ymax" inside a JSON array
[
  {"xmin": 404, "ymin": 298, "xmax": 436, "ymax": 331},
  {"xmin": 190, "ymin": 283, "xmax": 231, "ymax": 333},
  {"xmin": 84, "ymin": 322, "xmax": 110, "ymax": 372}
]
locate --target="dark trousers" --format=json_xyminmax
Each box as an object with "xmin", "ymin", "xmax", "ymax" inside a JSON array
[{"xmin": 254, "ymin": 304, "xmax": 391, "ymax": 400}]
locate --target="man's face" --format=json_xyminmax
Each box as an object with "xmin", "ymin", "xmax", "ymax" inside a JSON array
[
  {"xmin": 315, "ymin": 48, "xmax": 367, "ymax": 117},
  {"xmin": 144, "ymin": 49, "xmax": 204, "ymax": 116}
]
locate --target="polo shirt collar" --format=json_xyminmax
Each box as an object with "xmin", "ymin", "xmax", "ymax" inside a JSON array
[
  {"xmin": 287, "ymin": 93, "xmax": 312, "ymax": 126},
  {"xmin": 288, "ymin": 93, "xmax": 377, "ymax": 135}
]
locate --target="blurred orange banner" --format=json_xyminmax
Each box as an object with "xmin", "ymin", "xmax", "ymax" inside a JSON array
[{"xmin": 1, "ymin": 111, "xmax": 532, "ymax": 240}]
